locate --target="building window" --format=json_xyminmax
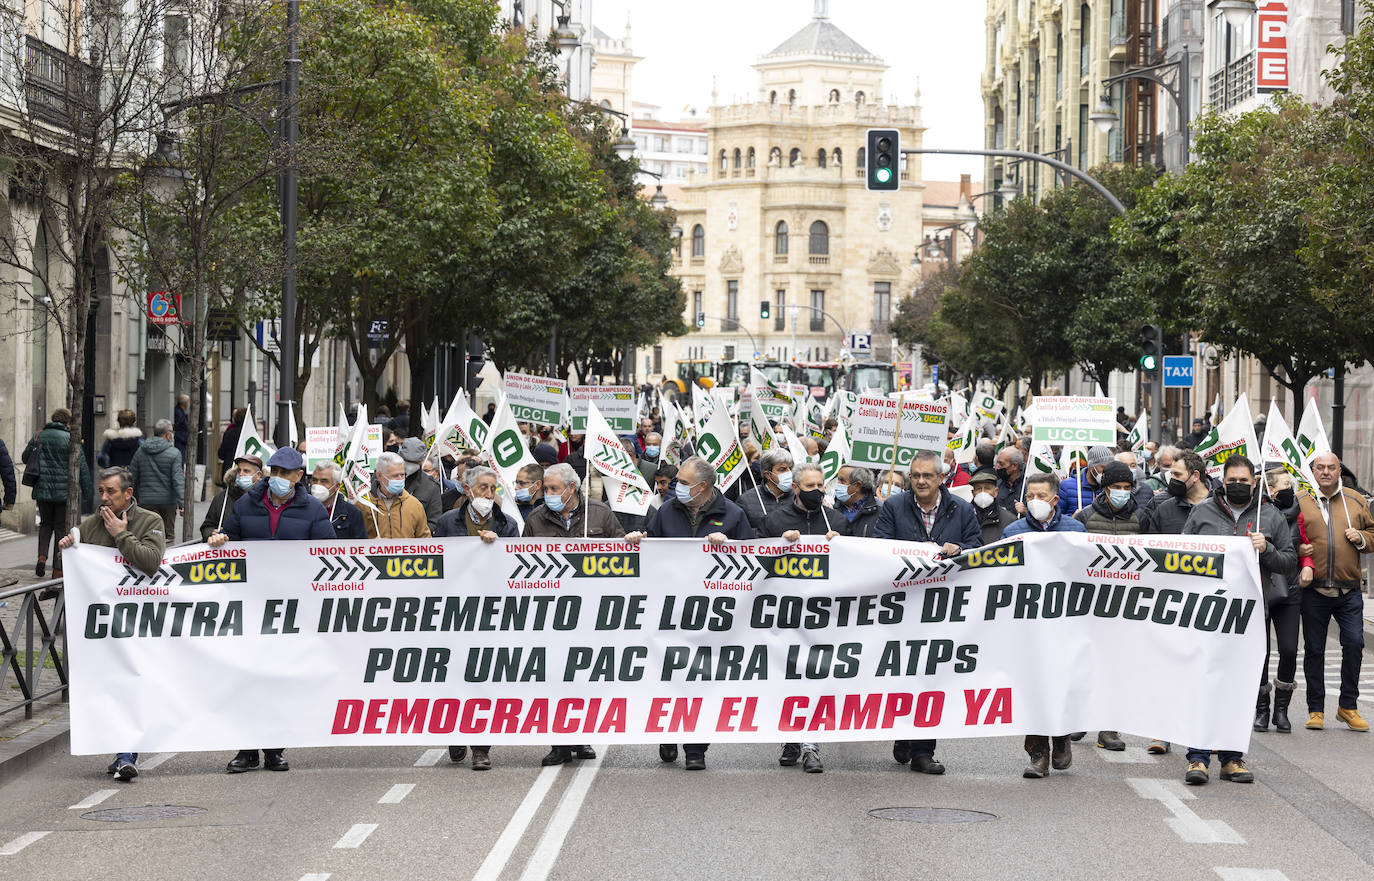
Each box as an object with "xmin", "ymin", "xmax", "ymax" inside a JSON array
[
  {"xmin": 724, "ymin": 345, "xmax": 736, "ymax": 360},
  {"xmin": 746, "ymin": 147, "xmax": 756, "ymax": 168},
  {"xmin": 832, "ymin": 147, "xmax": 842, "ymax": 166},
  {"xmin": 733, "ymin": 148, "xmax": 741, "ymax": 169},
  {"xmin": 810, "ymin": 290, "xmax": 825, "ymax": 332},
  {"xmin": 718, "ymin": 150, "xmax": 727, "ymax": 171},
  {"xmin": 774, "ymin": 221, "xmax": 789, "ymax": 255},
  {"xmin": 770, "ymin": 90, "xmax": 777, "ymax": 104},
  {"xmin": 1078, "ymin": 103, "xmax": 1088, "ymax": 166},
  {"xmin": 855, "ymin": 91, "xmax": 866, "ymax": 106},
  {"xmin": 692, "ymin": 291, "xmax": 702, "ymax": 328},
  {"xmin": 770, "ymin": 146, "xmax": 782, "ymax": 166},
  {"xmin": 829, "ymin": 89, "xmax": 840, "ymax": 103},
  {"xmin": 873, "ymin": 282, "xmax": 892, "ymax": 330},
  {"xmin": 816, "ymin": 149, "xmax": 827, "ymax": 168},
  {"xmin": 655, "ymin": 136, "xmax": 669, "ymax": 152},
  {"xmin": 653, "ymin": 345, "xmax": 662, "ymax": 373},
  {"xmin": 775, "ymin": 290, "xmax": 787, "ymax": 331},
  {"xmin": 857, "ymin": 146, "xmax": 866, "ymax": 168},
  {"xmin": 788, "ymin": 89, "xmax": 797, "ymax": 106},
  {"xmin": 726, "ymin": 280, "xmax": 739, "ymax": 329},
  {"xmin": 691, "ymin": 224, "xmax": 705, "ymax": 257},
  {"xmin": 808, "ymin": 220, "xmax": 829, "ymax": 255},
  {"xmin": 789, "ymin": 148, "xmax": 801, "ymax": 167},
  {"xmin": 1081, "ymin": 4, "xmax": 1091, "ymax": 76}
]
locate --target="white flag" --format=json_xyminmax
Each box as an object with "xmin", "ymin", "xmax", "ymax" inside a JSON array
[
  {"xmin": 780, "ymin": 423, "xmax": 811, "ymax": 464},
  {"xmin": 336, "ymin": 404, "xmax": 377, "ymax": 512},
  {"xmin": 660, "ymin": 400, "xmax": 684, "ymax": 466},
  {"xmin": 1296, "ymin": 397, "xmax": 1331, "ymax": 461},
  {"xmin": 748, "ymin": 390, "xmax": 778, "ymax": 454},
  {"xmin": 585, "ymin": 402, "xmax": 652, "ymax": 516},
  {"xmin": 696, "ymin": 396, "xmax": 747, "ymax": 491},
  {"xmin": 481, "ymin": 392, "xmax": 537, "ymax": 489},
  {"xmin": 1028, "ymin": 441, "xmax": 1058, "ymax": 476},
  {"xmin": 234, "ymin": 403, "xmax": 274, "ymax": 464},
  {"xmin": 1126, "ymin": 410, "xmax": 1149, "ymax": 452},
  {"xmin": 1261, "ymin": 400, "xmax": 1317, "ymax": 493},
  {"xmin": 445, "ymin": 391, "xmax": 490, "ymax": 452},
  {"xmin": 820, "ymin": 421, "xmax": 852, "ymax": 486},
  {"xmin": 1195, "ymin": 394, "xmax": 1260, "ymax": 479},
  {"xmin": 946, "ymin": 408, "xmax": 979, "ymax": 465},
  {"xmin": 285, "ymin": 401, "xmax": 299, "ymax": 448}
]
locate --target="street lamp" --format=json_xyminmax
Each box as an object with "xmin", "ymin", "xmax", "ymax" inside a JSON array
[
  {"xmin": 1211, "ymin": 0, "xmax": 1257, "ymax": 30},
  {"xmin": 1094, "ymin": 46, "xmax": 1194, "ymax": 161},
  {"xmin": 1089, "ymin": 95, "xmax": 1118, "ymax": 135},
  {"xmin": 638, "ymin": 168, "xmax": 669, "ymax": 210}
]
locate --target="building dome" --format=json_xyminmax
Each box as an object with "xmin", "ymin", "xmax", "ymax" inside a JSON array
[{"xmin": 760, "ymin": 2, "xmax": 883, "ymax": 66}]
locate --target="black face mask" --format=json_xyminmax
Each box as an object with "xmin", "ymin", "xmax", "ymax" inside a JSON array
[
  {"xmin": 1167, "ymin": 477, "xmax": 1189, "ymax": 498},
  {"xmin": 799, "ymin": 489, "xmax": 825, "ymax": 511},
  {"xmin": 994, "ymin": 467, "xmax": 1011, "ymax": 482},
  {"xmin": 1224, "ymin": 482, "xmax": 1254, "ymax": 505},
  {"xmin": 1275, "ymin": 488, "xmax": 1296, "ymax": 508}
]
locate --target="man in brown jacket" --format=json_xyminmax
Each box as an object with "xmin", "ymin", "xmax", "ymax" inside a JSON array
[
  {"xmin": 364, "ymin": 452, "xmax": 431, "ymax": 539},
  {"xmin": 1297, "ymin": 452, "xmax": 1374, "ymax": 731}
]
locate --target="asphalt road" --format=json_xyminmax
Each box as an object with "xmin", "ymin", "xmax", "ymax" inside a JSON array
[{"xmin": 2, "ymin": 664, "xmax": 1373, "ymax": 881}]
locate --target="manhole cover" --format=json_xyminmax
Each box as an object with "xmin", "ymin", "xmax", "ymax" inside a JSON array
[
  {"xmin": 81, "ymin": 805, "xmax": 207, "ymax": 823},
  {"xmin": 868, "ymin": 807, "xmax": 996, "ymax": 824}
]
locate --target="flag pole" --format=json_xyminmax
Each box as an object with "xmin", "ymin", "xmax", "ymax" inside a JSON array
[{"xmin": 882, "ymin": 398, "xmax": 908, "ymax": 495}]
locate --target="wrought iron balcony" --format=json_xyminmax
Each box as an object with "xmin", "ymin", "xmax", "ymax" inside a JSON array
[{"xmin": 24, "ymin": 36, "xmax": 99, "ymax": 131}]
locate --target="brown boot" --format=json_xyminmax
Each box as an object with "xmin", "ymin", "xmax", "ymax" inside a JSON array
[
  {"xmin": 1023, "ymin": 735, "xmax": 1049, "ymax": 778},
  {"xmin": 1051, "ymin": 736, "xmax": 1072, "ymax": 770}
]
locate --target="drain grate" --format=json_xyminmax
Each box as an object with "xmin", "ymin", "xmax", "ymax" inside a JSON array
[
  {"xmin": 868, "ymin": 807, "xmax": 996, "ymax": 824},
  {"xmin": 81, "ymin": 805, "xmax": 208, "ymax": 823}
]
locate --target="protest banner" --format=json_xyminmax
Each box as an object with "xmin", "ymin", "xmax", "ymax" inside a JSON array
[
  {"xmin": 848, "ymin": 395, "xmax": 949, "ymax": 470},
  {"xmin": 571, "ymin": 386, "xmax": 637, "ymax": 433},
  {"xmin": 1030, "ymin": 396, "xmax": 1117, "ymax": 446},
  {"xmin": 586, "ymin": 402, "xmax": 652, "ymax": 517},
  {"xmin": 65, "ymin": 532, "xmax": 1263, "ymax": 753},
  {"xmin": 502, "ymin": 372, "xmax": 569, "ymax": 427}
]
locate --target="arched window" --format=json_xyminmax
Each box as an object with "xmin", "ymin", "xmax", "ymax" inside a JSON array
[
  {"xmin": 855, "ymin": 90, "xmax": 866, "ymax": 106},
  {"xmin": 775, "ymin": 221, "xmax": 789, "ymax": 255},
  {"xmin": 789, "ymin": 148, "xmax": 801, "ymax": 167},
  {"xmin": 857, "ymin": 146, "xmax": 866, "ymax": 168},
  {"xmin": 816, "ymin": 149, "xmax": 827, "ymax": 169},
  {"xmin": 718, "ymin": 149, "xmax": 727, "ymax": 171},
  {"xmin": 769, "ymin": 90, "xmax": 777, "ymax": 104},
  {"xmin": 788, "ymin": 89, "xmax": 797, "ymax": 107},
  {"xmin": 769, "ymin": 146, "xmax": 782, "ymax": 166},
  {"xmin": 828, "ymin": 88, "xmax": 840, "ymax": 103},
  {"xmin": 808, "ymin": 220, "xmax": 829, "ymax": 255},
  {"xmin": 691, "ymin": 224, "xmax": 705, "ymax": 258},
  {"xmin": 746, "ymin": 147, "xmax": 756, "ymax": 168},
  {"xmin": 733, "ymin": 148, "xmax": 742, "ymax": 169},
  {"xmin": 832, "ymin": 147, "xmax": 843, "ymax": 166}
]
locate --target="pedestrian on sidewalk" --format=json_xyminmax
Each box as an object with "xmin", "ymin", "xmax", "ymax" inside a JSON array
[
  {"xmin": 22, "ymin": 409, "xmax": 92, "ymax": 578},
  {"xmin": 129, "ymin": 419, "xmax": 183, "ymax": 536},
  {"xmin": 0, "ymin": 437, "xmax": 15, "ymax": 511},
  {"xmin": 97, "ymin": 409, "xmax": 142, "ymax": 469}
]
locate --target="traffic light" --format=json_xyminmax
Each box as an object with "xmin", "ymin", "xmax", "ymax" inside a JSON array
[
  {"xmin": 760, "ymin": 300, "xmax": 771, "ymax": 320},
  {"xmin": 1138, "ymin": 324, "xmax": 1162, "ymax": 372},
  {"xmin": 695, "ymin": 311, "xmax": 706, "ymax": 328},
  {"xmin": 465, "ymin": 333, "xmax": 486, "ymax": 390},
  {"xmin": 866, "ymin": 128, "xmax": 900, "ymax": 192}
]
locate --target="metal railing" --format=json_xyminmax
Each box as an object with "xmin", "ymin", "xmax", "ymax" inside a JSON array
[
  {"xmin": 0, "ymin": 577, "xmax": 68, "ymax": 721},
  {"xmin": 24, "ymin": 35, "xmax": 99, "ymax": 131},
  {"xmin": 1208, "ymin": 53, "xmax": 1255, "ymax": 111}
]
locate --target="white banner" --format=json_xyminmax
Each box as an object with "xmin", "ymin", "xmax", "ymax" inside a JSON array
[
  {"xmin": 1030, "ymin": 396, "xmax": 1117, "ymax": 446},
  {"xmin": 1195, "ymin": 394, "xmax": 1260, "ymax": 479},
  {"xmin": 65, "ymin": 533, "xmax": 1263, "ymax": 754},
  {"xmin": 503, "ymin": 372, "xmax": 569, "ymax": 427},
  {"xmin": 849, "ymin": 395, "xmax": 949, "ymax": 470},
  {"xmin": 570, "ymin": 386, "xmax": 636, "ymax": 433}
]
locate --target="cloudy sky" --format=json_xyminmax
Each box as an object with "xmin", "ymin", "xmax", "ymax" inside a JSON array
[{"xmin": 591, "ymin": 0, "xmax": 988, "ymax": 181}]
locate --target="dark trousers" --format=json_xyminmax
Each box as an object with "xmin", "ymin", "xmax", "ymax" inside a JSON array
[
  {"xmin": 1186, "ymin": 748, "xmax": 1242, "ymax": 766},
  {"xmin": 36, "ymin": 500, "xmax": 65, "ymax": 568},
  {"xmin": 1301, "ymin": 589, "xmax": 1365, "ymax": 712},
  {"xmin": 150, "ymin": 504, "xmax": 177, "ymax": 537},
  {"xmin": 662, "ymin": 743, "xmax": 710, "ymax": 756},
  {"xmin": 895, "ymin": 739, "xmax": 937, "ymax": 757},
  {"xmin": 1262, "ymin": 599, "xmax": 1301, "ymax": 685}
]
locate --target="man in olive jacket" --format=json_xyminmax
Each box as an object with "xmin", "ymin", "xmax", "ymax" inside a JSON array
[{"xmin": 60, "ymin": 466, "xmax": 167, "ymax": 782}]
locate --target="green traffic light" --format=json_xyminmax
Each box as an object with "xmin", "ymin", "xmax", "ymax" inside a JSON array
[
  {"xmin": 875, "ymin": 168, "xmax": 892, "ymax": 184},
  {"xmin": 1140, "ymin": 354, "xmax": 1158, "ymax": 371}
]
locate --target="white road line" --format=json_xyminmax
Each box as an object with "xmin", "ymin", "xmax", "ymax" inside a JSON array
[
  {"xmin": 518, "ymin": 747, "xmax": 608, "ymax": 881},
  {"xmin": 414, "ymin": 749, "xmax": 446, "ymax": 767},
  {"xmin": 470, "ymin": 765, "xmax": 563, "ymax": 881},
  {"xmin": 379, "ymin": 783, "xmax": 415, "ymax": 804},
  {"xmin": 1097, "ymin": 746, "xmax": 1159, "ymax": 764},
  {"xmin": 0, "ymin": 832, "xmax": 50, "ymax": 856},
  {"xmin": 1215, "ymin": 869, "xmax": 1291, "ymax": 881},
  {"xmin": 297, "ymin": 875, "xmax": 332, "ymax": 881},
  {"xmin": 139, "ymin": 753, "xmax": 176, "ymax": 770},
  {"xmin": 333, "ymin": 823, "xmax": 378, "ymax": 849},
  {"xmin": 68, "ymin": 789, "xmax": 120, "ymax": 810},
  {"xmin": 1125, "ymin": 777, "xmax": 1244, "ymax": 845}
]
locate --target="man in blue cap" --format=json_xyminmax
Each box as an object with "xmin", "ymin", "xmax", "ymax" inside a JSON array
[{"xmin": 208, "ymin": 445, "xmax": 333, "ymax": 773}]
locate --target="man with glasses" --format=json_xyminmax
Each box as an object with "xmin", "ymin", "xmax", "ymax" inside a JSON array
[
  {"xmin": 874, "ymin": 449, "xmax": 981, "ymax": 775},
  {"xmin": 513, "ymin": 463, "xmax": 544, "ymax": 520}
]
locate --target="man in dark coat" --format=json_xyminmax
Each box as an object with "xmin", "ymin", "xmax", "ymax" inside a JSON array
[
  {"xmin": 834, "ymin": 465, "xmax": 882, "ymax": 538},
  {"xmin": 23, "ymin": 409, "xmax": 92, "ymax": 577},
  {"xmin": 969, "ymin": 470, "xmax": 1015, "ymax": 545},
  {"xmin": 173, "ymin": 394, "xmax": 190, "ymax": 461},
  {"xmin": 208, "ymin": 447, "xmax": 332, "ymax": 774},
  {"xmin": 309, "ymin": 461, "xmax": 367, "ymax": 540},
  {"xmin": 201, "ymin": 455, "xmax": 262, "ymax": 540},
  {"xmin": 739, "ymin": 448, "xmax": 793, "ymax": 532},
  {"xmin": 875, "ymin": 449, "xmax": 981, "ymax": 776},
  {"xmin": 0, "ymin": 437, "xmax": 15, "ymax": 510},
  {"xmin": 217, "ymin": 407, "xmax": 246, "ymax": 484},
  {"xmin": 397, "ymin": 437, "xmax": 442, "ymax": 534},
  {"xmin": 434, "ymin": 466, "xmax": 519, "ymax": 540}
]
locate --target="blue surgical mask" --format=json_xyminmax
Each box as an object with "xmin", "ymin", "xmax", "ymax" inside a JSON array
[
  {"xmin": 236, "ymin": 474, "xmax": 255, "ymax": 491},
  {"xmin": 386, "ymin": 478, "xmax": 406, "ymax": 496},
  {"xmin": 545, "ymin": 491, "xmax": 566, "ymax": 513},
  {"xmin": 268, "ymin": 476, "xmax": 293, "ymax": 498},
  {"xmin": 834, "ymin": 484, "xmax": 850, "ymax": 503},
  {"xmin": 515, "ymin": 487, "xmax": 532, "ymax": 503},
  {"xmin": 644, "ymin": 446, "xmax": 660, "ymax": 459},
  {"xmin": 776, "ymin": 472, "xmax": 793, "ymax": 492},
  {"xmin": 675, "ymin": 481, "xmax": 696, "ymax": 505},
  {"xmin": 1108, "ymin": 488, "xmax": 1132, "ymax": 508},
  {"xmin": 883, "ymin": 487, "xmax": 903, "ymax": 500}
]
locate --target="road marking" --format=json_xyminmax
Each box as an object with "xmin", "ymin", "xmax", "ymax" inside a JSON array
[
  {"xmin": 140, "ymin": 753, "xmax": 176, "ymax": 770},
  {"xmin": 1125, "ymin": 777, "xmax": 1244, "ymax": 844},
  {"xmin": 518, "ymin": 748, "xmax": 607, "ymax": 881},
  {"xmin": 333, "ymin": 823, "xmax": 378, "ymax": 849},
  {"xmin": 470, "ymin": 764, "xmax": 563, "ymax": 881},
  {"xmin": 297, "ymin": 875, "xmax": 332, "ymax": 881},
  {"xmin": 1097, "ymin": 746, "xmax": 1159, "ymax": 764},
  {"xmin": 0, "ymin": 832, "xmax": 50, "ymax": 855},
  {"xmin": 379, "ymin": 783, "xmax": 415, "ymax": 804},
  {"xmin": 1215, "ymin": 869, "xmax": 1290, "ymax": 881},
  {"xmin": 69, "ymin": 789, "xmax": 120, "ymax": 810},
  {"xmin": 414, "ymin": 749, "xmax": 446, "ymax": 767}
]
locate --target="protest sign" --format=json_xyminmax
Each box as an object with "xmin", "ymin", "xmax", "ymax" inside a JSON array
[
  {"xmin": 571, "ymin": 386, "xmax": 636, "ymax": 433},
  {"xmin": 503, "ymin": 373, "xmax": 569, "ymax": 427},
  {"xmin": 1030, "ymin": 396, "xmax": 1116, "ymax": 446},
  {"xmin": 848, "ymin": 395, "xmax": 949, "ymax": 470}
]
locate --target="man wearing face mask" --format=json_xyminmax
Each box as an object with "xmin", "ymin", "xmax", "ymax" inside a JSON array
[
  {"xmin": 435, "ymin": 466, "xmax": 518, "ymax": 541},
  {"xmin": 740, "ymin": 448, "xmax": 794, "ymax": 532},
  {"xmin": 1071, "ymin": 460, "xmax": 1148, "ymax": 753},
  {"xmin": 969, "ymin": 470, "xmax": 1015, "ymax": 545},
  {"xmin": 835, "ymin": 465, "xmax": 882, "ymax": 538},
  {"xmin": 1145, "ymin": 445, "xmax": 1181, "ymax": 492},
  {"xmin": 525, "ymin": 463, "xmax": 639, "ymax": 541},
  {"xmin": 1058, "ymin": 445, "xmax": 1116, "ymax": 515},
  {"xmin": 638, "ymin": 432, "xmax": 663, "ymax": 487},
  {"xmin": 875, "ymin": 449, "xmax": 981, "ymax": 775},
  {"xmin": 994, "ymin": 448, "xmax": 1026, "ymax": 516},
  {"xmin": 513, "ymin": 463, "xmax": 544, "ymax": 520},
  {"xmin": 397, "ymin": 438, "xmax": 442, "ymax": 535},
  {"xmin": 207, "ymin": 447, "xmax": 332, "ymax": 774},
  {"xmin": 762, "ymin": 462, "xmax": 844, "ymax": 774},
  {"xmin": 309, "ymin": 461, "xmax": 366, "ymax": 539},
  {"xmin": 364, "ymin": 452, "xmax": 432, "ymax": 539},
  {"xmin": 1140, "ymin": 451, "xmax": 1211, "ymax": 534},
  {"xmin": 1001, "ymin": 471, "xmax": 1087, "ymax": 777},
  {"xmin": 1179, "ymin": 455, "xmax": 1294, "ymax": 786},
  {"xmin": 200, "ymin": 454, "xmax": 263, "ymax": 540}
]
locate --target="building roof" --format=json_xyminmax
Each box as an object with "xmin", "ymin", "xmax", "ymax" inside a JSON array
[
  {"xmin": 923, "ymin": 179, "xmax": 983, "ymax": 208},
  {"xmin": 760, "ymin": 16, "xmax": 883, "ymax": 66}
]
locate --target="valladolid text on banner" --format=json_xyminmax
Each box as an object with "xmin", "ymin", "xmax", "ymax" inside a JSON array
[{"xmin": 64, "ymin": 532, "xmax": 1262, "ymax": 755}]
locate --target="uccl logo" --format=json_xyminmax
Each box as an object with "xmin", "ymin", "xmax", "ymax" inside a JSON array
[
  {"xmin": 954, "ymin": 541, "xmax": 1024, "ymax": 571},
  {"xmin": 368, "ymin": 554, "xmax": 444, "ymax": 579},
  {"xmin": 170, "ymin": 560, "xmax": 246, "ymax": 584},
  {"xmin": 758, "ymin": 554, "xmax": 829, "ymax": 580},
  {"xmin": 1147, "ymin": 548, "xmax": 1225, "ymax": 579}
]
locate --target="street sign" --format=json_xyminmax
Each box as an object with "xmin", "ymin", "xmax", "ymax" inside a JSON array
[
  {"xmin": 1163, "ymin": 355, "xmax": 1196, "ymax": 389},
  {"xmin": 255, "ymin": 319, "xmax": 280, "ymax": 354},
  {"xmin": 146, "ymin": 290, "xmax": 180, "ymax": 325},
  {"xmin": 847, "ymin": 332, "xmax": 872, "ymax": 355},
  {"xmin": 206, "ymin": 308, "xmax": 238, "ymax": 342}
]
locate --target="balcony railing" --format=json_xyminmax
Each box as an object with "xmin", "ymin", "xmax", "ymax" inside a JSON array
[
  {"xmin": 1209, "ymin": 53, "xmax": 1255, "ymax": 111},
  {"xmin": 24, "ymin": 36, "xmax": 99, "ymax": 131}
]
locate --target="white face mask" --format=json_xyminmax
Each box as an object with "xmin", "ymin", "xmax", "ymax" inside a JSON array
[
  {"xmin": 1026, "ymin": 498, "xmax": 1053, "ymax": 522},
  {"xmin": 973, "ymin": 491, "xmax": 995, "ymax": 509},
  {"xmin": 309, "ymin": 484, "xmax": 331, "ymax": 503},
  {"xmin": 470, "ymin": 496, "xmax": 494, "ymax": 518}
]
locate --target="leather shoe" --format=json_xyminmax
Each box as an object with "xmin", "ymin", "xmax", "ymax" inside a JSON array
[
  {"xmin": 801, "ymin": 748, "xmax": 823, "ymax": 774},
  {"xmin": 263, "ymin": 751, "xmax": 289, "ymax": 772},
  {"xmin": 471, "ymin": 749, "xmax": 491, "ymax": 771},
  {"xmin": 225, "ymin": 751, "xmax": 259, "ymax": 774},
  {"xmin": 684, "ymin": 753, "xmax": 706, "ymax": 771},
  {"xmin": 1069, "ymin": 731, "xmax": 1086, "ymax": 741},
  {"xmin": 448, "ymin": 745, "xmax": 468, "ymax": 763},
  {"xmin": 779, "ymin": 743, "xmax": 801, "ymax": 766},
  {"xmin": 1051, "ymin": 736, "xmax": 1072, "ymax": 770},
  {"xmin": 911, "ymin": 754, "xmax": 945, "ymax": 775},
  {"xmin": 659, "ymin": 743, "xmax": 678, "ymax": 763},
  {"xmin": 541, "ymin": 747, "xmax": 572, "ymax": 766},
  {"xmin": 573, "ymin": 745, "xmax": 597, "ymax": 760},
  {"xmin": 1023, "ymin": 751, "xmax": 1049, "ymax": 779},
  {"xmin": 892, "ymin": 740, "xmax": 912, "ymax": 764}
]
